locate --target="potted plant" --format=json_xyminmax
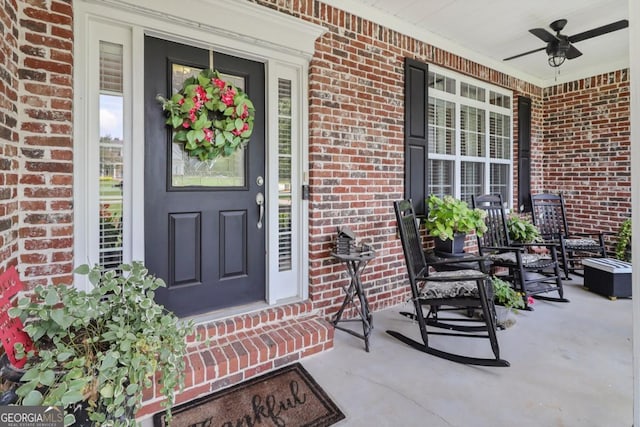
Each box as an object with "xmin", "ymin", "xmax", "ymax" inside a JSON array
[
  {"xmin": 491, "ymin": 276, "xmax": 525, "ymax": 328},
  {"xmin": 7, "ymin": 262, "xmax": 193, "ymax": 426},
  {"xmin": 506, "ymin": 214, "xmax": 541, "ymax": 243},
  {"xmin": 614, "ymin": 218, "xmax": 631, "ymax": 262},
  {"xmin": 425, "ymin": 195, "xmax": 488, "ymax": 256}
]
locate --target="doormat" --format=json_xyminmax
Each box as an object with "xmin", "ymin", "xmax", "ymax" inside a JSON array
[{"xmin": 153, "ymin": 363, "xmax": 345, "ymax": 427}]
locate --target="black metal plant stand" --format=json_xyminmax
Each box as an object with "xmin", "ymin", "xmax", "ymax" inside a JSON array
[{"xmin": 331, "ymin": 250, "xmax": 375, "ymax": 352}]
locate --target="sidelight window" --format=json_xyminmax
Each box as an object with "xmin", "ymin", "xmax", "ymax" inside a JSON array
[
  {"xmin": 278, "ymin": 79, "xmax": 293, "ymax": 271},
  {"xmin": 99, "ymin": 42, "xmax": 124, "ymax": 270}
]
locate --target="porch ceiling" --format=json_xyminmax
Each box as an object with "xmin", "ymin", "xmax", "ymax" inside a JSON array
[{"xmin": 323, "ymin": 0, "xmax": 630, "ymax": 87}]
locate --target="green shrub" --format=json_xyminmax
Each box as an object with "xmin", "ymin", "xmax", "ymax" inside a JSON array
[
  {"xmin": 491, "ymin": 276, "xmax": 525, "ymax": 312},
  {"xmin": 506, "ymin": 215, "xmax": 541, "ymax": 243},
  {"xmin": 425, "ymin": 195, "xmax": 488, "ymax": 241},
  {"xmin": 614, "ymin": 218, "xmax": 631, "ymax": 262},
  {"xmin": 9, "ymin": 262, "xmax": 193, "ymax": 426}
]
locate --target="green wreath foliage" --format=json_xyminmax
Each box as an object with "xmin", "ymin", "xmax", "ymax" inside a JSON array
[{"xmin": 160, "ymin": 69, "xmax": 255, "ymax": 161}]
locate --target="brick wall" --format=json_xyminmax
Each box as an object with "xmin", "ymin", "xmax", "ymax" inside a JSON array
[
  {"xmin": 0, "ymin": 0, "xmax": 20, "ymax": 275},
  {"xmin": 543, "ymin": 70, "xmax": 631, "ymax": 243},
  {"xmin": 0, "ymin": 0, "xmax": 74, "ymax": 286},
  {"xmin": 255, "ymin": 0, "xmax": 547, "ymax": 316}
]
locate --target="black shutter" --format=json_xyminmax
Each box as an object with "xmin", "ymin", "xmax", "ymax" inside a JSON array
[
  {"xmin": 517, "ymin": 96, "xmax": 532, "ymax": 212},
  {"xmin": 404, "ymin": 58, "xmax": 429, "ymax": 215}
]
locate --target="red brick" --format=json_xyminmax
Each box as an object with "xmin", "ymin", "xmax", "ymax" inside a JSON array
[
  {"xmin": 173, "ymin": 383, "xmax": 210, "ymax": 406},
  {"xmin": 242, "ymin": 361, "xmax": 274, "ymax": 379}
]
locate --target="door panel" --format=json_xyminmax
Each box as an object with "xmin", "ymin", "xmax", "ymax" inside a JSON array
[
  {"xmin": 144, "ymin": 36, "xmax": 266, "ymax": 317},
  {"xmin": 169, "ymin": 212, "xmax": 201, "ymax": 286},
  {"xmin": 220, "ymin": 210, "xmax": 248, "ymax": 278}
]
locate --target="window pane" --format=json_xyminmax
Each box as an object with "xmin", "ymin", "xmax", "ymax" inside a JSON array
[
  {"xmin": 428, "ymin": 71, "xmax": 455, "ymax": 94},
  {"xmin": 490, "ymin": 163, "xmax": 510, "ymax": 203},
  {"xmin": 99, "ymin": 41, "xmax": 124, "ymax": 270},
  {"xmin": 490, "ymin": 91, "xmax": 511, "ymax": 108},
  {"xmin": 100, "ymin": 42, "xmax": 123, "ymax": 93},
  {"xmin": 278, "ymin": 79, "xmax": 293, "ymax": 271},
  {"xmin": 460, "ymin": 105, "xmax": 485, "ymax": 157},
  {"xmin": 428, "ymin": 98, "xmax": 455, "ymax": 155},
  {"xmin": 170, "ymin": 65, "xmax": 245, "ymax": 188},
  {"xmin": 460, "ymin": 161, "xmax": 484, "ymax": 205},
  {"xmin": 461, "ymin": 82, "xmax": 485, "ymax": 102},
  {"xmin": 428, "ymin": 159, "xmax": 454, "ymax": 198},
  {"xmin": 490, "ymin": 112, "xmax": 511, "ymax": 159}
]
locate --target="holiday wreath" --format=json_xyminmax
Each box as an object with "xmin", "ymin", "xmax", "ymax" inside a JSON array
[{"xmin": 159, "ymin": 69, "xmax": 255, "ymax": 161}]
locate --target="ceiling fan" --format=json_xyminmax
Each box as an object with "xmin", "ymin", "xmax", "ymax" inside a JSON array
[{"xmin": 504, "ymin": 19, "xmax": 629, "ymax": 67}]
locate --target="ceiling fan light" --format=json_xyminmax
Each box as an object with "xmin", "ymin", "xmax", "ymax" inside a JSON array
[{"xmin": 548, "ymin": 52, "xmax": 566, "ymax": 67}]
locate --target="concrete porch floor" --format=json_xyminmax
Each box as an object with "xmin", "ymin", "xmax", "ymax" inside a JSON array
[{"xmin": 302, "ymin": 276, "xmax": 633, "ymax": 427}]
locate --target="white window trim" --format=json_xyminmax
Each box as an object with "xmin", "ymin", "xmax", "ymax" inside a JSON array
[
  {"xmin": 427, "ymin": 64, "xmax": 514, "ymax": 206},
  {"xmin": 73, "ymin": 1, "xmax": 324, "ymax": 302},
  {"xmin": 73, "ymin": 20, "xmax": 133, "ymax": 290},
  {"xmin": 266, "ymin": 65, "xmax": 309, "ymax": 303}
]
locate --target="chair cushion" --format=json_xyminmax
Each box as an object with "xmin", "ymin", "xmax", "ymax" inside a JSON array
[
  {"xmin": 419, "ymin": 269, "xmax": 481, "ymax": 299},
  {"xmin": 564, "ymin": 238, "xmax": 600, "ymax": 249},
  {"xmin": 490, "ymin": 252, "xmax": 550, "ymax": 265}
]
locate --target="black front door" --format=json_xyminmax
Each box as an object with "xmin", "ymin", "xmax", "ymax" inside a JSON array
[{"xmin": 144, "ymin": 36, "xmax": 266, "ymax": 317}]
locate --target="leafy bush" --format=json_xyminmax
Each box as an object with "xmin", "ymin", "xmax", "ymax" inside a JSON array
[
  {"xmin": 506, "ymin": 215, "xmax": 541, "ymax": 243},
  {"xmin": 425, "ymin": 195, "xmax": 488, "ymax": 241},
  {"xmin": 614, "ymin": 218, "xmax": 631, "ymax": 262},
  {"xmin": 491, "ymin": 276, "xmax": 525, "ymax": 312},
  {"xmin": 9, "ymin": 262, "xmax": 193, "ymax": 426}
]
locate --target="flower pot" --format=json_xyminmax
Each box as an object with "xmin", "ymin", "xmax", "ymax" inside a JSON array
[
  {"xmin": 495, "ymin": 306, "xmax": 516, "ymax": 329},
  {"xmin": 434, "ymin": 233, "xmax": 466, "ymax": 257},
  {"xmin": 0, "ymin": 354, "xmax": 83, "ymax": 421},
  {"xmin": 0, "ymin": 353, "xmax": 25, "ymax": 405}
]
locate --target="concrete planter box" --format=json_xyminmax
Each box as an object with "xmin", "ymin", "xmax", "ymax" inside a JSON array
[{"xmin": 582, "ymin": 258, "xmax": 632, "ymax": 300}]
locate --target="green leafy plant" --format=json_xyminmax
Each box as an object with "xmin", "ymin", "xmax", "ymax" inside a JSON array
[
  {"xmin": 159, "ymin": 69, "xmax": 255, "ymax": 161},
  {"xmin": 506, "ymin": 214, "xmax": 541, "ymax": 243},
  {"xmin": 614, "ymin": 218, "xmax": 631, "ymax": 262},
  {"xmin": 425, "ymin": 195, "xmax": 488, "ymax": 241},
  {"xmin": 9, "ymin": 262, "xmax": 193, "ymax": 426},
  {"xmin": 491, "ymin": 276, "xmax": 525, "ymax": 312}
]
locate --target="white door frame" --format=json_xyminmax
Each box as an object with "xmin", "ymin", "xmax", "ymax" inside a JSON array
[{"xmin": 73, "ymin": 0, "xmax": 325, "ymax": 308}]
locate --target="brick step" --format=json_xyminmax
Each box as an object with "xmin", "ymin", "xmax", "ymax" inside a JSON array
[
  {"xmin": 138, "ymin": 302, "xmax": 334, "ymax": 418},
  {"xmin": 191, "ymin": 300, "xmax": 316, "ymax": 344}
]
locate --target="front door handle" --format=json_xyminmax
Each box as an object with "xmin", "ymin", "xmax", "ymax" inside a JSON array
[{"xmin": 256, "ymin": 192, "xmax": 265, "ymax": 229}]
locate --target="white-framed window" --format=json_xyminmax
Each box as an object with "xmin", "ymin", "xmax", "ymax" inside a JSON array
[
  {"xmin": 427, "ymin": 66, "xmax": 513, "ymax": 206},
  {"xmin": 73, "ymin": 20, "xmax": 133, "ymax": 283}
]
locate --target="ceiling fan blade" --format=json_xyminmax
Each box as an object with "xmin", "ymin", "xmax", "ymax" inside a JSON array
[
  {"xmin": 529, "ymin": 28, "xmax": 557, "ymax": 43},
  {"xmin": 503, "ymin": 46, "xmax": 546, "ymax": 61},
  {"xmin": 568, "ymin": 19, "xmax": 629, "ymax": 43},
  {"xmin": 566, "ymin": 44, "xmax": 582, "ymax": 59}
]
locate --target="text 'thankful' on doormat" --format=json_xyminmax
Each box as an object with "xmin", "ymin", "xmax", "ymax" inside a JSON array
[{"xmin": 153, "ymin": 363, "xmax": 345, "ymax": 427}]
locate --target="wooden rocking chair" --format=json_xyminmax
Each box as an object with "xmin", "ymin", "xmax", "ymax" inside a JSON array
[
  {"xmin": 387, "ymin": 200, "xmax": 509, "ymax": 367},
  {"xmin": 472, "ymin": 194, "xmax": 568, "ymax": 310},
  {"xmin": 530, "ymin": 193, "xmax": 608, "ymax": 279}
]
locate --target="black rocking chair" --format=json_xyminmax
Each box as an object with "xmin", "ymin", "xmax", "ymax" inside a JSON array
[
  {"xmin": 387, "ymin": 199, "xmax": 509, "ymax": 367},
  {"xmin": 472, "ymin": 194, "xmax": 568, "ymax": 310},
  {"xmin": 530, "ymin": 193, "xmax": 608, "ymax": 279}
]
